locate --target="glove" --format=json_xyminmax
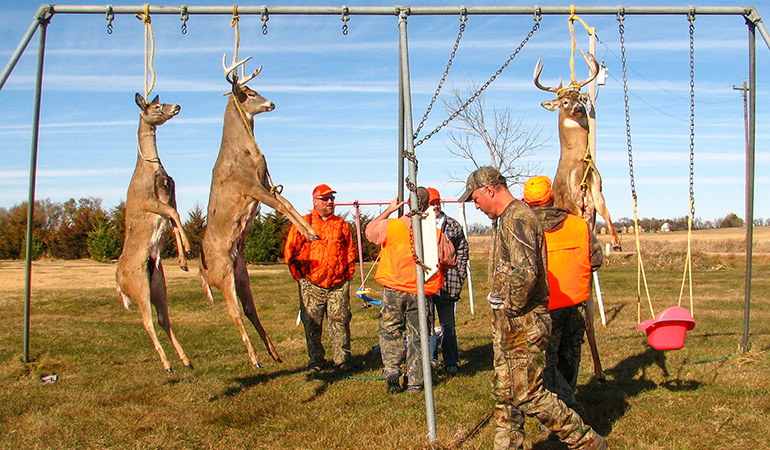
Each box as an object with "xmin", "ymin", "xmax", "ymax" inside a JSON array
[{"xmin": 487, "ymin": 293, "xmax": 505, "ymax": 310}]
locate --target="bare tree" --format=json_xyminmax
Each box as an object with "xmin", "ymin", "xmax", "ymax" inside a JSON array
[{"xmin": 442, "ymin": 83, "xmax": 549, "ymax": 185}]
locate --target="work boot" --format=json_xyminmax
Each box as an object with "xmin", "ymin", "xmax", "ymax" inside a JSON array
[
  {"xmin": 386, "ymin": 374, "xmax": 403, "ymax": 393},
  {"xmin": 583, "ymin": 435, "xmax": 608, "ymax": 450}
]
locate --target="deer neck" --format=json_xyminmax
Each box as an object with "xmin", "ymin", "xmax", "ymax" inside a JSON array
[
  {"xmin": 222, "ymin": 98, "xmax": 259, "ymax": 154},
  {"xmin": 137, "ymin": 120, "xmax": 161, "ymax": 164},
  {"xmin": 557, "ymin": 113, "xmax": 589, "ymax": 153}
]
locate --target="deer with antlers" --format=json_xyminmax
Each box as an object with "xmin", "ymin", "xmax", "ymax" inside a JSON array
[
  {"xmin": 534, "ymin": 50, "xmax": 621, "ymax": 251},
  {"xmin": 199, "ymin": 55, "xmax": 319, "ymax": 368},
  {"xmin": 116, "ymin": 93, "xmax": 193, "ymax": 372}
]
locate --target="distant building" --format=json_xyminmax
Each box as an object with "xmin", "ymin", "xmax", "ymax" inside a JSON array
[
  {"xmin": 661, "ymin": 222, "xmax": 672, "ymax": 232},
  {"xmin": 600, "ymin": 227, "xmax": 607, "ymax": 235}
]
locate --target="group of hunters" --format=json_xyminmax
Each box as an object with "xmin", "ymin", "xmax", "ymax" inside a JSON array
[{"xmin": 283, "ymin": 166, "xmax": 608, "ymax": 450}]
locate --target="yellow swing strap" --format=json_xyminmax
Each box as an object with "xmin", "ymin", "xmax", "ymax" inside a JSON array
[
  {"xmin": 359, "ymin": 250, "xmax": 382, "ymax": 293},
  {"xmin": 578, "ymin": 139, "xmax": 593, "ymax": 192},
  {"xmin": 677, "ymin": 198, "xmax": 695, "ymax": 317},
  {"xmin": 632, "ymin": 197, "xmax": 655, "ymax": 322},
  {"xmin": 137, "ymin": 4, "xmax": 155, "ymax": 100}
]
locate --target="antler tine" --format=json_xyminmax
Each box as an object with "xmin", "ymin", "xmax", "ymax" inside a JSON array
[
  {"xmin": 238, "ymin": 65, "xmax": 263, "ymax": 86},
  {"xmin": 533, "ymin": 58, "xmax": 560, "ymax": 93},
  {"xmin": 578, "ymin": 49, "xmax": 600, "ymax": 88}
]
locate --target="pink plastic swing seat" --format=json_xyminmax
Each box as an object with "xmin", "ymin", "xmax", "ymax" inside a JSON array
[{"xmin": 637, "ymin": 306, "xmax": 696, "ymax": 351}]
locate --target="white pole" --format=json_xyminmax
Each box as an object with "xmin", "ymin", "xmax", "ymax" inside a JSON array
[
  {"xmin": 458, "ymin": 203, "xmax": 475, "ymax": 315},
  {"xmin": 593, "ymin": 271, "xmax": 607, "ymax": 326}
]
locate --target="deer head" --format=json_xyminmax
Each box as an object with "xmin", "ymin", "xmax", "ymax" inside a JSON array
[
  {"xmin": 534, "ymin": 50, "xmax": 598, "ymax": 120},
  {"xmin": 135, "ymin": 93, "xmax": 180, "ymax": 126},
  {"xmin": 222, "ymin": 54, "xmax": 274, "ymax": 117}
]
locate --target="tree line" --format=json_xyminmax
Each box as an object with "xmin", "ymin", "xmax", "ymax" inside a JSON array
[{"xmin": 0, "ymin": 198, "xmax": 382, "ymax": 263}]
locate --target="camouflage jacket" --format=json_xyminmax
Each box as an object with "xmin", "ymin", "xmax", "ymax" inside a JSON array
[{"xmin": 489, "ymin": 199, "xmax": 549, "ymax": 316}]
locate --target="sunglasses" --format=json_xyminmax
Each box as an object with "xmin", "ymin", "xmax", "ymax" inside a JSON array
[{"xmin": 315, "ymin": 196, "xmax": 335, "ymax": 202}]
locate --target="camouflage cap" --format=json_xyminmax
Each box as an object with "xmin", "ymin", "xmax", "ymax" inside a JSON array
[{"xmin": 457, "ymin": 166, "xmax": 507, "ymax": 202}]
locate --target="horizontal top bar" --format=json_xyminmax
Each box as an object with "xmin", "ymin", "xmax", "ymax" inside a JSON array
[{"xmin": 44, "ymin": 4, "xmax": 756, "ymax": 17}]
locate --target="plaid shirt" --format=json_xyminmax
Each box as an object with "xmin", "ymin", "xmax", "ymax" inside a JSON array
[{"xmin": 437, "ymin": 212, "xmax": 469, "ymax": 301}]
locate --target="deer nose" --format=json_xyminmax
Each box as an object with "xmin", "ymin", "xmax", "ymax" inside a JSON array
[
  {"xmin": 266, "ymin": 102, "xmax": 275, "ymax": 111},
  {"xmin": 173, "ymin": 105, "xmax": 181, "ymax": 114}
]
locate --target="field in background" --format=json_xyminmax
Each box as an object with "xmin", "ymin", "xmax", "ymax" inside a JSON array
[{"xmin": 0, "ymin": 227, "xmax": 768, "ymax": 449}]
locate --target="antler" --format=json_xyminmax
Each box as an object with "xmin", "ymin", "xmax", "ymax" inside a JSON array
[
  {"xmin": 222, "ymin": 53, "xmax": 263, "ymax": 86},
  {"xmin": 533, "ymin": 59, "xmax": 559, "ymax": 93},
  {"xmin": 534, "ymin": 50, "xmax": 600, "ymax": 92},
  {"xmin": 577, "ymin": 49, "xmax": 599, "ymax": 89}
]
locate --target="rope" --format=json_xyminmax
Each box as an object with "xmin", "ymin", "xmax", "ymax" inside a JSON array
[
  {"xmin": 230, "ymin": 5, "xmax": 240, "ymax": 70},
  {"xmin": 137, "ymin": 4, "xmax": 155, "ymax": 100},
  {"xmin": 568, "ymin": 5, "xmax": 593, "ymax": 87},
  {"xmin": 359, "ymin": 251, "xmax": 381, "ymax": 291}
]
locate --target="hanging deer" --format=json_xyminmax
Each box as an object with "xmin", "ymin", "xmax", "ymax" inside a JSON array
[
  {"xmin": 534, "ymin": 50, "xmax": 621, "ymax": 251},
  {"xmin": 116, "ymin": 93, "xmax": 193, "ymax": 372},
  {"xmin": 199, "ymin": 55, "xmax": 319, "ymax": 368}
]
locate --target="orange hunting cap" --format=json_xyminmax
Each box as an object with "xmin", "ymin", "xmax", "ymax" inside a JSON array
[
  {"xmin": 523, "ymin": 176, "xmax": 552, "ymax": 206},
  {"xmin": 427, "ymin": 187, "xmax": 441, "ymax": 204},
  {"xmin": 312, "ymin": 183, "xmax": 336, "ymax": 198}
]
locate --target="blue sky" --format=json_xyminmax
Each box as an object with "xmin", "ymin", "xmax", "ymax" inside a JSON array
[{"xmin": 2, "ymin": 0, "xmax": 770, "ymax": 228}]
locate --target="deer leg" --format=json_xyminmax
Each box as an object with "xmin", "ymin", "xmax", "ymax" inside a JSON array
[
  {"xmin": 587, "ymin": 170, "xmax": 622, "ymax": 251},
  {"xmin": 150, "ymin": 260, "xmax": 192, "ymax": 369},
  {"xmin": 144, "ymin": 198, "xmax": 192, "ymax": 270},
  {"xmin": 255, "ymin": 189, "xmax": 317, "ymax": 241},
  {"xmin": 219, "ymin": 266, "xmax": 264, "ymax": 368},
  {"xmin": 139, "ymin": 258, "xmax": 173, "ymax": 372},
  {"xmin": 233, "ymin": 253, "xmax": 282, "ymax": 362}
]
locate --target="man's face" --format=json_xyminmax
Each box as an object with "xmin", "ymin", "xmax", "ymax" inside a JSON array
[
  {"xmin": 471, "ymin": 185, "xmax": 496, "ymax": 219},
  {"xmin": 313, "ymin": 194, "xmax": 335, "ymax": 218},
  {"xmin": 430, "ymin": 200, "xmax": 442, "ymax": 216}
]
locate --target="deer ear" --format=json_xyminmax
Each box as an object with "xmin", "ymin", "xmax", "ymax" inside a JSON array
[
  {"xmin": 541, "ymin": 99, "xmax": 560, "ymax": 111},
  {"xmin": 232, "ymin": 83, "xmax": 247, "ymax": 102},
  {"xmin": 579, "ymin": 93, "xmax": 590, "ymax": 104},
  {"xmin": 135, "ymin": 93, "xmax": 147, "ymax": 110},
  {"xmin": 150, "ymin": 95, "xmax": 160, "ymax": 105}
]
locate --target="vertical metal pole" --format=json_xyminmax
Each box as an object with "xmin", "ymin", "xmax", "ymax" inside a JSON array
[
  {"xmin": 397, "ymin": 9, "xmax": 436, "ymax": 443},
  {"xmin": 23, "ymin": 13, "xmax": 50, "ymax": 364},
  {"xmin": 397, "ymin": 29, "xmax": 405, "ymax": 217},
  {"xmin": 458, "ymin": 202, "xmax": 475, "ymax": 314},
  {"xmin": 588, "ymin": 27, "xmax": 597, "ymax": 161},
  {"xmin": 742, "ymin": 20, "xmax": 756, "ymax": 353},
  {"xmin": 353, "ymin": 202, "xmax": 366, "ymax": 287}
]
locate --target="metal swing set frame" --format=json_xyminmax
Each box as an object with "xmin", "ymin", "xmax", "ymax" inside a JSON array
[{"xmin": 2, "ymin": 4, "xmax": 770, "ymax": 444}]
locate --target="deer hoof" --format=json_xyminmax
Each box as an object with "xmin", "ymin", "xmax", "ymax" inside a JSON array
[
  {"xmin": 180, "ymin": 264, "xmax": 189, "ymax": 272},
  {"xmin": 166, "ymin": 367, "xmax": 174, "ymax": 374},
  {"xmin": 612, "ymin": 245, "xmax": 622, "ymax": 252},
  {"xmin": 253, "ymin": 362, "xmax": 263, "ymax": 369},
  {"xmin": 184, "ymin": 363, "xmax": 194, "ymax": 370}
]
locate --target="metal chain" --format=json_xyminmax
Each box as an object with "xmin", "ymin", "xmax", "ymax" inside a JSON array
[
  {"xmin": 180, "ymin": 6, "xmax": 189, "ymax": 35},
  {"xmin": 414, "ymin": 17, "xmax": 540, "ymax": 148},
  {"xmin": 413, "ymin": 9, "xmax": 467, "ymax": 139},
  {"xmin": 106, "ymin": 5, "xmax": 114, "ymax": 34},
  {"xmin": 688, "ymin": 9, "xmax": 696, "ymax": 216},
  {"xmin": 261, "ymin": 8, "xmax": 269, "ymax": 35},
  {"xmin": 341, "ymin": 6, "xmax": 350, "ymax": 35},
  {"xmin": 618, "ymin": 10, "xmax": 636, "ymax": 201}
]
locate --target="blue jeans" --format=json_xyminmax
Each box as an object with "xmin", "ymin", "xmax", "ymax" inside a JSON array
[{"xmin": 430, "ymin": 294, "xmax": 458, "ymax": 368}]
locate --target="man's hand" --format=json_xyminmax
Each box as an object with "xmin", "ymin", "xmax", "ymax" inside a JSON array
[{"xmin": 487, "ymin": 293, "xmax": 505, "ymax": 310}]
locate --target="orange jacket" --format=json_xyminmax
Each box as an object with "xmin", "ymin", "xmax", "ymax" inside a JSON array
[
  {"xmin": 544, "ymin": 214, "xmax": 592, "ymax": 310},
  {"xmin": 284, "ymin": 210, "xmax": 356, "ymax": 289},
  {"xmin": 374, "ymin": 218, "xmax": 444, "ymax": 295}
]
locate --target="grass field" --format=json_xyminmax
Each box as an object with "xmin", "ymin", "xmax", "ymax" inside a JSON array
[{"xmin": 0, "ymin": 227, "xmax": 768, "ymax": 449}]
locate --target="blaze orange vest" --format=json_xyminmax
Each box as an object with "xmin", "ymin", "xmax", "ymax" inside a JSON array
[
  {"xmin": 375, "ymin": 218, "xmax": 444, "ymax": 295},
  {"xmin": 545, "ymin": 214, "xmax": 591, "ymax": 310}
]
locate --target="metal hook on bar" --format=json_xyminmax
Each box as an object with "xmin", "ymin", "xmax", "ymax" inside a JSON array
[
  {"xmin": 617, "ymin": 6, "xmax": 626, "ymax": 23},
  {"xmin": 180, "ymin": 5, "xmax": 189, "ymax": 34},
  {"xmin": 341, "ymin": 5, "xmax": 350, "ymax": 35},
  {"xmin": 261, "ymin": 6, "xmax": 269, "ymax": 35},
  {"xmin": 533, "ymin": 5, "xmax": 541, "ymax": 23},
  {"xmin": 460, "ymin": 6, "xmax": 468, "ymax": 23},
  {"xmin": 688, "ymin": 6, "xmax": 696, "ymax": 24},
  {"xmin": 106, "ymin": 5, "xmax": 114, "ymax": 34}
]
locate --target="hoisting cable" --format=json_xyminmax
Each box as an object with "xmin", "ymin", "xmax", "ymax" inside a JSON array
[
  {"xmin": 413, "ymin": 8, "xmax": 467, "ymax": 140},
  {"xmin": 413, "ymin": 9, "xmax": 541, "ymax": 148},
  {"xmin": 136, "ymin": 4, "xmax": 155, "ymax": 101},
  {"xmin": 618, "ymin": 10, "xmax": 654, "ymax": 323}
]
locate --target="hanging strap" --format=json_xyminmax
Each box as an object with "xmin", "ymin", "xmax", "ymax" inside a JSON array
[
  {"xmin": 136, "ymin": 4, "xmax": 155, "ymax": 100},
  {"xmin": 556, "ymin": 5, "xmax": 593, "ymax": 97}
]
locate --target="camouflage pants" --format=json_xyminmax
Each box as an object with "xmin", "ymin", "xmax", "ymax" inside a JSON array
[
  {"xmin": 378, "ymin": 287, "xmax": 425, "ymax": 388},
  {"xmin": 491, "ymin": 307, "xmax": 601, "ymax": 450},
  {"xmin": 543, "ymin": 303, "xmax": 588, "ymax": 419},
  {"xmin": 299, "ymin": 278, "xmax": 351, "ymax": 367}
]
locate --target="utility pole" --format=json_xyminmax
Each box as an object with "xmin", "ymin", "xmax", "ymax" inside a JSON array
[{"xmin": 733, "ymin": 79, "xmax": 752, "ymax": 353}]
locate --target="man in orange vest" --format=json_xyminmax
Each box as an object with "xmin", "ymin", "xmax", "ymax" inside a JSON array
[
  {"xmin": 523, "ymin": 175, "xmax": 604, "ymax": 420},
  {"xmin": 284, "ymin": 184, "xmax": 357, "ymax": 374},
  {"xmin": 365, "ymin": 187, "xmax": 456, "ymax": 393}
]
